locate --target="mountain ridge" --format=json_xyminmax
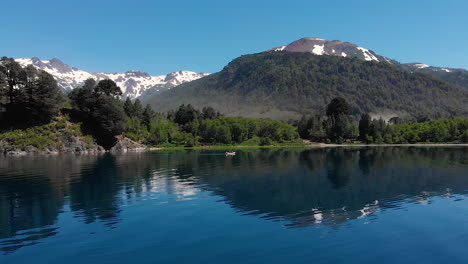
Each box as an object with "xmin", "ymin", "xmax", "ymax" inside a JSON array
[
  {"xmin": 15, "ymin": 57, "xmax": 210, "ymax": 99},
  {"xmin": 147, "ymin": 51, "xmax": 468, "ymax": 120},
  {"xmin": 267, "ymin": 37, "xmax": 468, "ymax": 90}
]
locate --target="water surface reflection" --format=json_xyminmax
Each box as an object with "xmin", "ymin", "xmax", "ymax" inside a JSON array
[{"xmin": 0, "ymin": 147, "xmax": 467, "ymax": 254}]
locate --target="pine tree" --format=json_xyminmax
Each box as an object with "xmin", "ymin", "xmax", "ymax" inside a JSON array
[
  {"xmin": 326, "ymin": 97, "xmax": 351, "ymax": 142},
  {"xmin": 359, "ymin": 113, "xmax": 372, "ymax": 142},
  {"xmin": 142, "ymin": 104, "xmax": 155, "ymax": 128},
  {"xmin": 0, "ymin": 57, "xmax": 25, "ymax": 106},
  {"xmin": 133, "ymin": 99, "xmax": 143, "ymax": 119},
  {"xmin": 123, "ymin": 97, "xmax": 134, "ymax": 118}
]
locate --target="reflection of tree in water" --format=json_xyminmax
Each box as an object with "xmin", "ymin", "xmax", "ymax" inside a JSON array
[
  {"xmin": 1, "ymin": 147, "xmax": 468, "ymax": 253},
  {"xmin": 69, "ymin": 155, "xmax": 122, "ymax": 225},
  {"xmin": 177, "ymin": 147, "xmax": 468, "ymax": 228},
  {"xmin": 326, "ymin": 148, "xmax": 356, "ymax": 189},
  {"xmin": 0, "ymin": 174, "xmax": 61, "ymax": 253},
  {"xmin": 0, "ymin": 155, "xmax": 99, "ymax": 254}
]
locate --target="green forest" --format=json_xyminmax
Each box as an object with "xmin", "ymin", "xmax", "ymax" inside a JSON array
[
  {"xmin": 150, "ymin": 52, "xmax": 468, "ymax": 120},
  {"xmin": 0, "ymin": 57, "xmax": 300, "ymax": 150},
  {"xmin": 297, "ymin": 97, "xmax": 468, "ymax": 144},
  {"xmin": 1, "ymin": 56, "xmax": 467, "ymax": 153}
]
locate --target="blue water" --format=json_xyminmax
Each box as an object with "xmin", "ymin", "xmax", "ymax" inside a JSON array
[{"xmin": 0, "ymin": 147, "xmax": 467, "ymax": 263}]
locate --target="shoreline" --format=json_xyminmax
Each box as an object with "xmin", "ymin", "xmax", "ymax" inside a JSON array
[
  {"xmin": 148, "ymin": 143, "xmax": 468, "ymax": 151},
  {"xmin": 2, "ymin": 142, "xmax": 468, "ymax": 156},
  {"xmin": 313, "ymin": 143, "xmax": 468, "ymax": 147}
]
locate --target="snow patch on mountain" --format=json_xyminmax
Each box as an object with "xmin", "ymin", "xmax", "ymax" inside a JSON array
[
  {"xmin": 268, "ymin": 37, "xmax": 383, "ymax": 63},
  {"xmin": 15, "ymin": 57, "xmax": 209, "ymax": 99},
  {"xmin": 272, "ymin": 45, "xmax": 287, "ymax": 51},
  {"xmin": 312, "ymin": 45, "xmax": 325, "ymax": 55},
  {"xmin": 356, "ymin": 47, "xmax": 380, "ymax": 62},
  {"xmin": 414, "ymin": 63, "xmax": 430, "ymax": 69}
]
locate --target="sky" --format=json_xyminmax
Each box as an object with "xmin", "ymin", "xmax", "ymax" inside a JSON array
[{"xmin": 1, "ymin": 0, "xmax": 467, "ymax": 75}]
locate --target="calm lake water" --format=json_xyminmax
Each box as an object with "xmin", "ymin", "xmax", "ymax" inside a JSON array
[{"xmin": 0, "ymin": 147, "xmax": 467, "ymax": 263}]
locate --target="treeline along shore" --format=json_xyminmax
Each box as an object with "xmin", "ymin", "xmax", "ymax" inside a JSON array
[{"xmin": 0, "ymin": 56, "xmax": 467, "ymax": 155}]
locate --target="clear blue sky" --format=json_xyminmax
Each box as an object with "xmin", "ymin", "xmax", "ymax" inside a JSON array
[{"xmin": 1, "ymin": 0, "xmax": 467, "ymax": 75}]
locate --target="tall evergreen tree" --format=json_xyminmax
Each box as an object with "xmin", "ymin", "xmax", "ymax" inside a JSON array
[
  {"xmin": 325, "ymin": 97, "xmax": 351, "ymax": 142},
  {"xmin": 123, "ymin": 97, "xmax": 134, "ymax": 118},
  {"xmin": 133, "ymin": 99, "xmax": 143, "ymax": 119},
  {"xmin": 142, "ymin": 104, "xmax": 155, "ymax": 128},
  {"xmin": 0, "ymin": 57, "xmax": 25, "ymax": 106},
  {"xmin": 359, "ymin": 113, "xmax": 372, "ymax": 141},
  {"xmin": 27, "ymin": 70, "xmax": 64, "ymax": 124},
  {"xmin": 174, "ymin": 104, "xmax": 199, "ymax": 127}
]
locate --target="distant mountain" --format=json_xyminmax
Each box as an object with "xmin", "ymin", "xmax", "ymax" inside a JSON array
[
  {"xmin": 268, "ymin": 38, "xmax": 468, "ymax": 90},
  {"xmin": 269, "ymin": 38, "xmax": 392, "ymax": 63},
  {"xmin": 147, "ymin": 51, "xmax": 468, "ymax": 120},
  {"xmin": 15, "ymin": 57, "xmax": 209, "ymax": 99},
  {"xmin": 401, "ymin": 63, "xmax": 468, "ymax": 90}
]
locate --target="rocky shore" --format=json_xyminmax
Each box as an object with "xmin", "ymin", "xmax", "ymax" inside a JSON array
[{"xmin": 0, "ymin": 135, "xmax": 147, "ymax": 156}]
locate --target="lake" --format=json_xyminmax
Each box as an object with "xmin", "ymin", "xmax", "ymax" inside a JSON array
[{"xmin": 0, "ymin": 147, "xmax": 467, "ymax": 263}]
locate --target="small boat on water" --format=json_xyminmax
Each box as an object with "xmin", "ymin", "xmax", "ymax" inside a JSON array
[{"xmin": 225, "ymin": 151, "xmax": 236, "ymax": 156}]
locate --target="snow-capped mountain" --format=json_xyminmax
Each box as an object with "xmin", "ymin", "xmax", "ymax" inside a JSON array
[
  {"xmin": 402, "ymin": 62, "xmax": 467, "ymax": 74},
  {"xmin": 268, "ymin": 37, "xmax": 390, "ymax": 62},
  {"xmin": 15, "ymin": 57, "xmax": 210, "ymax": 99},
  {"xmin": 268, "ymin": 37, "xmax": 468, "ymax": 90}
]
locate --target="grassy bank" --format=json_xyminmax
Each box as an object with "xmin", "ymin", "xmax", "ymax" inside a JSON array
[{"xmin": 0, "ymin": 116, "xmax": 96, "ymax": 151}]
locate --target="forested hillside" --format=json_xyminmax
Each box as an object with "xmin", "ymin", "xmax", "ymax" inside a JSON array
[
  {"xmin": 401, "ymin": 64, "xmax": 468, "ymax": 90},
  {"xmin": 148, "ymin": 52, "xmax": 468, "ymax": 120}
]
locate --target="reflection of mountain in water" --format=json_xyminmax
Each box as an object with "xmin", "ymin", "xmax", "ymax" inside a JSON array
[
  {"xmin": 0, "ymin": 147, "xmax": 467, "ymax": 253},
  {"xmin": 200, "ymin": 148, "xmax": 468, "ymax": 227}
]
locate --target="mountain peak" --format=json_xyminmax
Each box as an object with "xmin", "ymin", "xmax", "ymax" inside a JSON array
[{"xmin": 269, "ymin": 37, "xmax": 384, "ymax": 62}]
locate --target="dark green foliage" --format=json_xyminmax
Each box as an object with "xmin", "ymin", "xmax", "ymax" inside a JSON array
[
  {"xmin": 122, "ymin": 104, "xmax": 299, "ymax": 146},
  {"xmin": 198, "ymin": 117, "xmax": 298, "ymax": 144},
  {"xmin": 123, "ymin": 97, "xmax": 134, "ymax": 118},
  {"xmin": 0, "ymin": 57, "xmax": 63, "ymax": 127},
  {"xmin": 91, "ymin": 95, "xmax": 126, "ymax": 136},
  {"xmin": 94, "ymin": 79, "xmax": 122, "ymax": 97},
  {"xmin": 0, "ymin": 57, "xmax": 24, "ymax": 106},
  {"xmin": 461, "ymin": 130, "xmax": 468, "ymax": 143},
  {"xmin": 22, "ymin": 70, "xmax": 64, "ymax": 124},
  {"xmin": 326, "ymin": 97, "xmax": 350, "ymax": 119},
  {"xmin": 142, "ymin": 104, "xmax": 155, "ymax": 128},
  {"xmin": 202, "ymin": 106, "xmax": 220, "ymax": 120},
  {"xmin": 68, "ymin": 79, "xmax": 97, "ymax": 114},
  {"xmin": 123, "ymin": 97, "xmax": 144, "ymax": 119},
  {"xmin": 296, "ymin": 115, "xmax": 326, "ymax": 141},
  {"xmin": 390, "ymin": 118, "xmax": 468, "ymax": 143},
  {"xmin": 150, "ymin": 52, "xmax": 468, "ymax": 119},
  {"xmin": 133, "ymin": 99, "xmax": 143, "ymax": 119},
  {"xmin": 325, "ymin": 97, "xmax": 351, "ymax": 142},
  {"xmin": 359, "ymin": 113, "xmax": 372, "ymax": 142},
  {"xmin": 69, "ymin": 79, "xmax": 125, "ymax": 148},
  {"xmin": 299, "ymin": 113, "xmax": 468, "ymax": 144},
  {"xmin": 174, "ymin": 104, "xmax": 199, "ymax": 127}
]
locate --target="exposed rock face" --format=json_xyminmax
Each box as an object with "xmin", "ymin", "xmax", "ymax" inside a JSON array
[
  {"xmin": 60, "ymin": 135, "xmax": 105, "ymax": 153},
  {"xmin": 110, "ymin": 137, "xmax": 147, "ymax": 152},
  {"xmin": 0, "ymin": 135, "xmax": 105, "ymax": 155},
  {"xmin": 268, "ymin": 37, "xmax": 386, "ymax": 62}
]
